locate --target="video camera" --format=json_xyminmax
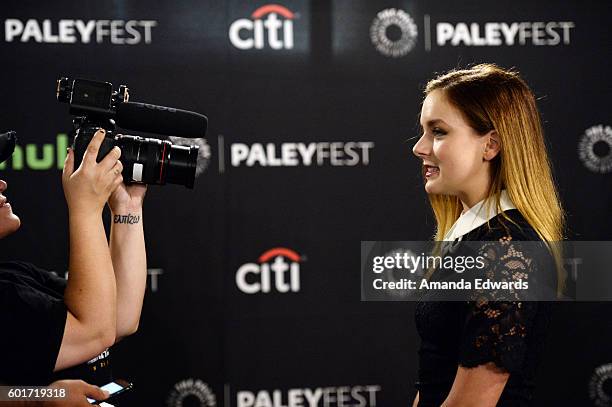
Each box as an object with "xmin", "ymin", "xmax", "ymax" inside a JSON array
[{"xmin": 56, "ymin": 77, "xmax": 208, "ymax": 188}]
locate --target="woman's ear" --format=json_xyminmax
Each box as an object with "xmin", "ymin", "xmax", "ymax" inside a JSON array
[{"xmin": 483, "ymin": 130, "xmax": 501, "ymax": 161}]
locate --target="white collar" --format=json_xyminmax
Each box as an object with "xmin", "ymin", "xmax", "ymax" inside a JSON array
[{"xmin": 443, "ymin": 190, "xmax": 516, "ymax": 241}]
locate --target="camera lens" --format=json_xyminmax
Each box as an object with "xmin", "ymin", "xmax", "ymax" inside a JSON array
[
  {"xmin": 116, "ymin": 135, "xmax": 198, "ymax": 188},
  {"xmin": 165, "ymin": 144, "xmax": 199, "ymax": 189}
]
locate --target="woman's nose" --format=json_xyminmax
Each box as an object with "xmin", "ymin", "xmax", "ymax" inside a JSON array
[
  {"xmin": 412, "ymin": 134, "xmax": 431, "ymax": 159},
  {"xmin": 0, "ymin": 180, "xmax": 7, "ymax": 192}
]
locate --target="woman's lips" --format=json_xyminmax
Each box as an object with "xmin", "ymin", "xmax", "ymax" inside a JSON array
[{"xmin": 424, "ymin": 165, "xmax": 440, "ymax": 178}]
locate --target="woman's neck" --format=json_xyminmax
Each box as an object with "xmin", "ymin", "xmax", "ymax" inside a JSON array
[{"xmin": 458, "ymin": 183, "xmax": 492, "ymax": 214}]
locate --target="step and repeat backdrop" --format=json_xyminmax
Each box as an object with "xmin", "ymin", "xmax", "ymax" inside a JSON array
[{"xmin": 1, "ymin": 1, "xmax": 611, "ymax": 406}]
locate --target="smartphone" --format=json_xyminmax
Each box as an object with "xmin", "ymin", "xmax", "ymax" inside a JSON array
[{"xmin": 87, "ymin": 379, "xmax": 133, "ymax": 404}]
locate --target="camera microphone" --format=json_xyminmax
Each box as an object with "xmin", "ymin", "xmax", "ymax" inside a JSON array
[{"xmin": 115, "ymin": 102, "xmax": 208, "ymax": 139}]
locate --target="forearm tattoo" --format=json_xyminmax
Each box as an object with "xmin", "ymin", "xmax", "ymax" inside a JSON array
[{"xmin": 113, "ymin": 213, "xmax": 141, "ymax": 225}]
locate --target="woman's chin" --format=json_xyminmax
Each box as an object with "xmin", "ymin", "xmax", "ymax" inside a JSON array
[{"xmin": 424, "ymin": 178, "xmax": 442, "ymax": 194}]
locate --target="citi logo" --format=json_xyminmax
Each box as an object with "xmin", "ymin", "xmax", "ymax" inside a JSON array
[
  {"xmin": 236, "ymin": 247, "xmax": 303, "ymax": 294},
  {"xmin": 229, "ymin": 4, "xmax": 295, "ymax": 50}
]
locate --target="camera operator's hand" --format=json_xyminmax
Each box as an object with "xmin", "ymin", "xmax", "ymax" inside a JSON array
[
  {"xmin": 108, "ymin": 181, "xmax": 147, "ymax": 213},
  {"xmin": 108, "ymin": 135, "xmax": 147, "ymax": 213},
  {"xmin": 62, "ymin": 129, "xmax": 124, "ymax": 216},
  {"xmin": 44, "ymin": 379, "xmax": 109, "ymax": 406}
]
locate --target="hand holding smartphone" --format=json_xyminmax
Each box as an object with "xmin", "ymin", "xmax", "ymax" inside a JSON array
[{"xmin": 87, "ymin": 379, "xmax": 133, "ymax": 405}]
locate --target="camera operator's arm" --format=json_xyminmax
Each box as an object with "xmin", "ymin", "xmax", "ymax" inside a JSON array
[
  {"xmin": 108, "ymin": 181, "xmax": 147, "ymax": 341},
  {"xmin": 54, "ymin": 130, "xmax": 124, "ymax": 371}
]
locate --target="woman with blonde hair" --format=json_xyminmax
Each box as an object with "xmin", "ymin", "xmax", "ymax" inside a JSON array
[{"xmin": 411, "ymin": 63, "xmax": 564, "ymax": 406}]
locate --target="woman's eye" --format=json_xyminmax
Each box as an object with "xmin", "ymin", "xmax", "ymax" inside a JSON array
[{"xmin": 432, "ymin": 128, "xmax": 447, "ymax": 136}]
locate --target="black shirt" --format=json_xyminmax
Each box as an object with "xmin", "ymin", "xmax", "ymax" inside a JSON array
[
  {"xmin": 414, "ymin": 209, "xmax": 556, "ymax": 406},
  {"xmin": 0, "ymin": 261, "xmax": 112, "ymax": 385}
]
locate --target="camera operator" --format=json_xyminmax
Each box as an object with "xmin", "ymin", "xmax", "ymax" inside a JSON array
[{"xmin": 0, "ymin": 129, "xmax": 148, "ymax": 406}]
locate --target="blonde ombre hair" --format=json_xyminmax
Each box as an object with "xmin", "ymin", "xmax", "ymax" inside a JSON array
[{"xmin": 423, "ymin": 63, "xmax": 566, "ymax": 293}]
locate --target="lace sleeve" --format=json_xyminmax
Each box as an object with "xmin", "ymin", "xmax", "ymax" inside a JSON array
[{"xmin": 458, "ymin": 236, "xmax": 540, "ymax": 373}]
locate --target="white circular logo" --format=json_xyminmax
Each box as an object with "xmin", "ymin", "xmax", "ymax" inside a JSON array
[
  {"xmin": 578, "ymin": 124, "xmax": 612, "ymax": 174},
  {"xmin": 370, "ymin": 8, "xmax": 418, "ymax": 57},
  {"xmin": 589, "ymin": 363, "xmax": 612, "ymax": 407},
  {"xmin": 166, "ymin": 379, "xmax": 216, "ymax": 407}
]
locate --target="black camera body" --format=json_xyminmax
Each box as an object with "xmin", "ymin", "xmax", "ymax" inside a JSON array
[{"xmin": 57, "ymin": 77, "xmax": 206, "ymax": 188}]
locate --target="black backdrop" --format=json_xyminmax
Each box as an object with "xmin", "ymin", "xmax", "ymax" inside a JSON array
[{"xmin": 1, "ymin": 1, "xmax": 611, "ymax": 406}]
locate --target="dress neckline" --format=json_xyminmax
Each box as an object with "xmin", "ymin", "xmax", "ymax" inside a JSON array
[{"xmin": 443, "ymin": 189, "xmax": 516, "ymax": 242}]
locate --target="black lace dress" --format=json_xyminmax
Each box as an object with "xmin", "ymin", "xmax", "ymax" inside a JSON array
[{"xmin": 414, "ymin": 209, "xmax": 556, "ymax": 406}]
